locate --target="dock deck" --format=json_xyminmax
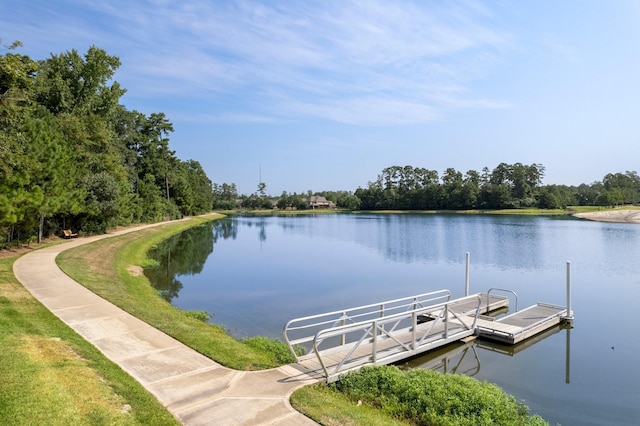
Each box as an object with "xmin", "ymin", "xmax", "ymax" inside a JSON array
[
  {"xmin": 468, "ymin": 303, "xmax": 571, "ymax": 345},
  {"xmin": 450, "ymin": 293, "xmax": 510, "ymax": 315}
]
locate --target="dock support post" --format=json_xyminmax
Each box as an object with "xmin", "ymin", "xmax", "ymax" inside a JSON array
[
  {"xmin": 565, "ymin": 327, "xmax": 571, "ymax": 384},
  {"xmin": 564, "ymin": 261, "xmax": 574, "ymax": 324},
  {"xmin": 465, "ymin": 252, "xmax": 470, "ymax": 296}
]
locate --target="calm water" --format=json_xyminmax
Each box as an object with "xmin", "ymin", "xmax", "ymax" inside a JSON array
[{"xmin": 146, "ymin": 213, "xmax": 640, "ymax": 425}]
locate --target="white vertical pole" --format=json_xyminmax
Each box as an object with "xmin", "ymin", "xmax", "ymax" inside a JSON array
[
  {"xmin": 465, "ymin": 252, "xmax": 470, "ymax": 296},
  {"xmin": 565, "ymin": 261, "xmax": 573, "ymax": 322}
]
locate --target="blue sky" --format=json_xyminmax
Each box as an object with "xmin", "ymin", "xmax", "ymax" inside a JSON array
[{"xmin": 2, "ymin": 1, "xmax": 639, "ymax": 195}]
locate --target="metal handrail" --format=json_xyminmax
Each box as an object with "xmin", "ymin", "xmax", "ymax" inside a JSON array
[
  {"xmin": 283, "ymin": 289, "xmax": 451, "ymax": 360},
  {"xmin": 311, "ymin": 294, "xmax": 482, "ymax": 379},
  {"xmin": 487, "ymin": 287, "xmax": 518, "ymax": 313}
]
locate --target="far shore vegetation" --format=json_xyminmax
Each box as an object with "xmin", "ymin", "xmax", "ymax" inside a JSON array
[{"xmin": 219, "ymin": 204, "xmax": 640, "ymax": 217}]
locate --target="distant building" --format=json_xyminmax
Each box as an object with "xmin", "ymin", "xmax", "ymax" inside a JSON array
[{"xmin": 307, "ymin": 196, "xmax": 336, "ymax": 209}]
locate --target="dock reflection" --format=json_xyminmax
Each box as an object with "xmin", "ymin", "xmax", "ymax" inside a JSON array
[{"xmin": 400, "ymin": 323, "xmax": 572, "ymax": 381}]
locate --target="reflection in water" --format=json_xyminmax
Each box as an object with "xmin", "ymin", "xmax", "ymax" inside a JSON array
[
  {"xmin": 145, "ymin": 222, "xmax": 216, "ymax": 301},
  {"xmin": 213, "ymin": 219, "xmax": 239, "ymax": 241},
  {"xmin": 275, "ymin": 214, "xmax": 549, "ymax": 269},
  {"xmin": 402, "ymin": 341, "xmax": 481, "ymax": 376},
  {"xmin": 566, "ymin": 327, "xmax": 571, "ymax": 385},
  {"xmin": 238, "ymin": 215, "xmax": 268, "ymax": 242},
  {"xmin": 404, "ymin": 324, "xmax": 572, "ymax": 383}
]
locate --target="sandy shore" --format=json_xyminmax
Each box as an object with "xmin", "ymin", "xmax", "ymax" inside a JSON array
[{"xmin": 573, "ymin": 209, "xmax": 640, "ymax": 224}]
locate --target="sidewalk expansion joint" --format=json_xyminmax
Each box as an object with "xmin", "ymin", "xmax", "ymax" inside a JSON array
[
  {"xmin": 109, "ymin": 344, "xmax": 184, "ymax": 362},
  {"xmin": 146, "ymin": 365, "xmax": 223, "ymax": 386},
  {"xmin": 50, "ymin": 302, "xmax": 109, "ymax": 313}
]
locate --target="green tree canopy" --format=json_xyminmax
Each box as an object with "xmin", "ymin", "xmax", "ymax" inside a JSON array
[{"xmin": 1, "ymin": 43, "xmax": 215, "ymax": 245}]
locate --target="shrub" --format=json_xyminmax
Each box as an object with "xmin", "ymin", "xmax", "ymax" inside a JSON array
[{"xmin": 333, "ymin": 366, "xmax": 547, "ymax": 426}]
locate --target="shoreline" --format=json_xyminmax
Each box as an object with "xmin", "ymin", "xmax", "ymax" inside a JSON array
[{"xmin": 573, "ymin": 209, "xmax": 640, "ymax": 224}]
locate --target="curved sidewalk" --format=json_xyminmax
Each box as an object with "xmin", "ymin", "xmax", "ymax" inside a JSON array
[{"xmin": 13, "ymin": 222, "xmax": 321, "ymax": 425}]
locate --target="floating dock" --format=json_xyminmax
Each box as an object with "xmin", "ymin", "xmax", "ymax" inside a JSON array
[
  {"xmin": 284, "ymin": 260, "xmax": 575, "ymax": 382},
  {"xmin": 469, "ymin": 303, "xmax": 571, "ymax": 345}
]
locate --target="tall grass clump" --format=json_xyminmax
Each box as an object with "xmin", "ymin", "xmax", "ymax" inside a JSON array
[
  {"xmin": 332, "ymin": 366, "xmax": 548, "ymax": 426},
  {"xmin": 243, "ymin": 336, "xmax": 306, "ymax": 365}
]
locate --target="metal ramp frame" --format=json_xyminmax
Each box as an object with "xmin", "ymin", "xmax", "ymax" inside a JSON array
[
  {"xmin": 283, "ymin": 289, "xmax": 453, "ymax": 361},
  {"xmin": 284, "ymin": 292, "xmax": 484, "ymax": 382}
]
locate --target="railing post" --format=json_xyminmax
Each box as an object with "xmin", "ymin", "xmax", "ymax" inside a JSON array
[
  {"xmin": 372, "ymin": 320, "xmax": 378, "ymax": 363},
  {"xmin": 565, "ymin": 261, "xmax": 574, "ymax": 324},
  {"xmin": 412, "ymin": 311, "xmax": 417, "ymax": 350},
  {"xmin": 444, "ymin": 304, "xmax": 449, "ymax": 337},
  {"xmin": 341, "ymin": 312, "xmax": 346, "ymax": 346},
  {"xmin": 465, "ymin": 252, "xmax": 470, "ymax": 296}
]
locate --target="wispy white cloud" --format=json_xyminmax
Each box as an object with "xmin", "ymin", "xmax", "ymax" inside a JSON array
[
  {"xmin": 8, "ymin": 0, "xmax": 514, "ymax": 125},
  {"xmin": 289, "ymin": 97, "xmax": 441, "ymax": 126},
  {"xmin": 172, "ymin": 111, "xmax": 277, "ymax": 124}
]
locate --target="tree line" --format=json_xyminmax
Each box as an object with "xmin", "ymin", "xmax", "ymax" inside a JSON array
[
  {"xmin": 212, "ymin": 163, "xmax": 640, "ymax": 212},
  {"xmin": 355, "ymin": 163, "xmax": 640, "ymax": 210},
  {"xmin": 212, "ymin": 182, "xmax": 362, "ymax": 211},
  {"xmin": 1, "ymin": 41, "xmax": 213, "ymax": 246},
  {"xmin": 355, "ymin": 164, "xmax": 640, "ymax": 211}
]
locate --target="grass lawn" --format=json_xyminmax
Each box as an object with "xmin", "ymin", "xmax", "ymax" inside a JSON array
[{"xmin": 0, "ymin": 255, "xmax": 179, "ymax": 425}]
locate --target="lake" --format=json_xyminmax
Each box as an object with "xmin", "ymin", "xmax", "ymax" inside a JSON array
[{"xmin": 146, "ymin": 213, "xmax": 640, "ymax": 425}]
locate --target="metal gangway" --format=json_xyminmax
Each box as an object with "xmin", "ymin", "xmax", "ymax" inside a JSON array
[{"xmin": 283, "ymin": 290, "xmax": 483, "ymax": 382}]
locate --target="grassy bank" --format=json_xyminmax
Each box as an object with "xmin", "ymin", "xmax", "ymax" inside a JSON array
[
  {"xmin": 352, "ymin": 206, "xmax": 605, "ymax": 215},
  {"xmin": 56, "ymin": 215, "xmax": 289, "ymax": 370},
  {"xmin": 0, "ymin": 256, "xmax": 179, "ymax": 425}
]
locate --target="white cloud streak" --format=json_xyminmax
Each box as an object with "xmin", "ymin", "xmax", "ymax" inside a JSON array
[{"xmin": 8, "ymin": 0, "xmax": 513, "ymax": 125}]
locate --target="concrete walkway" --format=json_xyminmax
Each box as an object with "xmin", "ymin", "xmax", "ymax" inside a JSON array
[{"xmin": 13, "ymin": 222, "xmax": 322, "ymax": 425}]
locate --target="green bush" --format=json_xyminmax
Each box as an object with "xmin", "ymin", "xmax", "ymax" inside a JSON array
[{"xmin": 333, "ymin": 366, "xmax": 547, "ymax": 426}]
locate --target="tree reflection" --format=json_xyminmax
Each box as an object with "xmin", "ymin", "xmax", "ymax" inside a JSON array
[
  {"xmin": 241, "ymin": 216, "xmax": 268, "ymax": 242},
  {"xmin": 212, "ymin": 219, "xmax": 239, "ymax": 241},
  {"xmin": 145, "ymin": 222, "xmax": 216, "ymax": 301}
]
